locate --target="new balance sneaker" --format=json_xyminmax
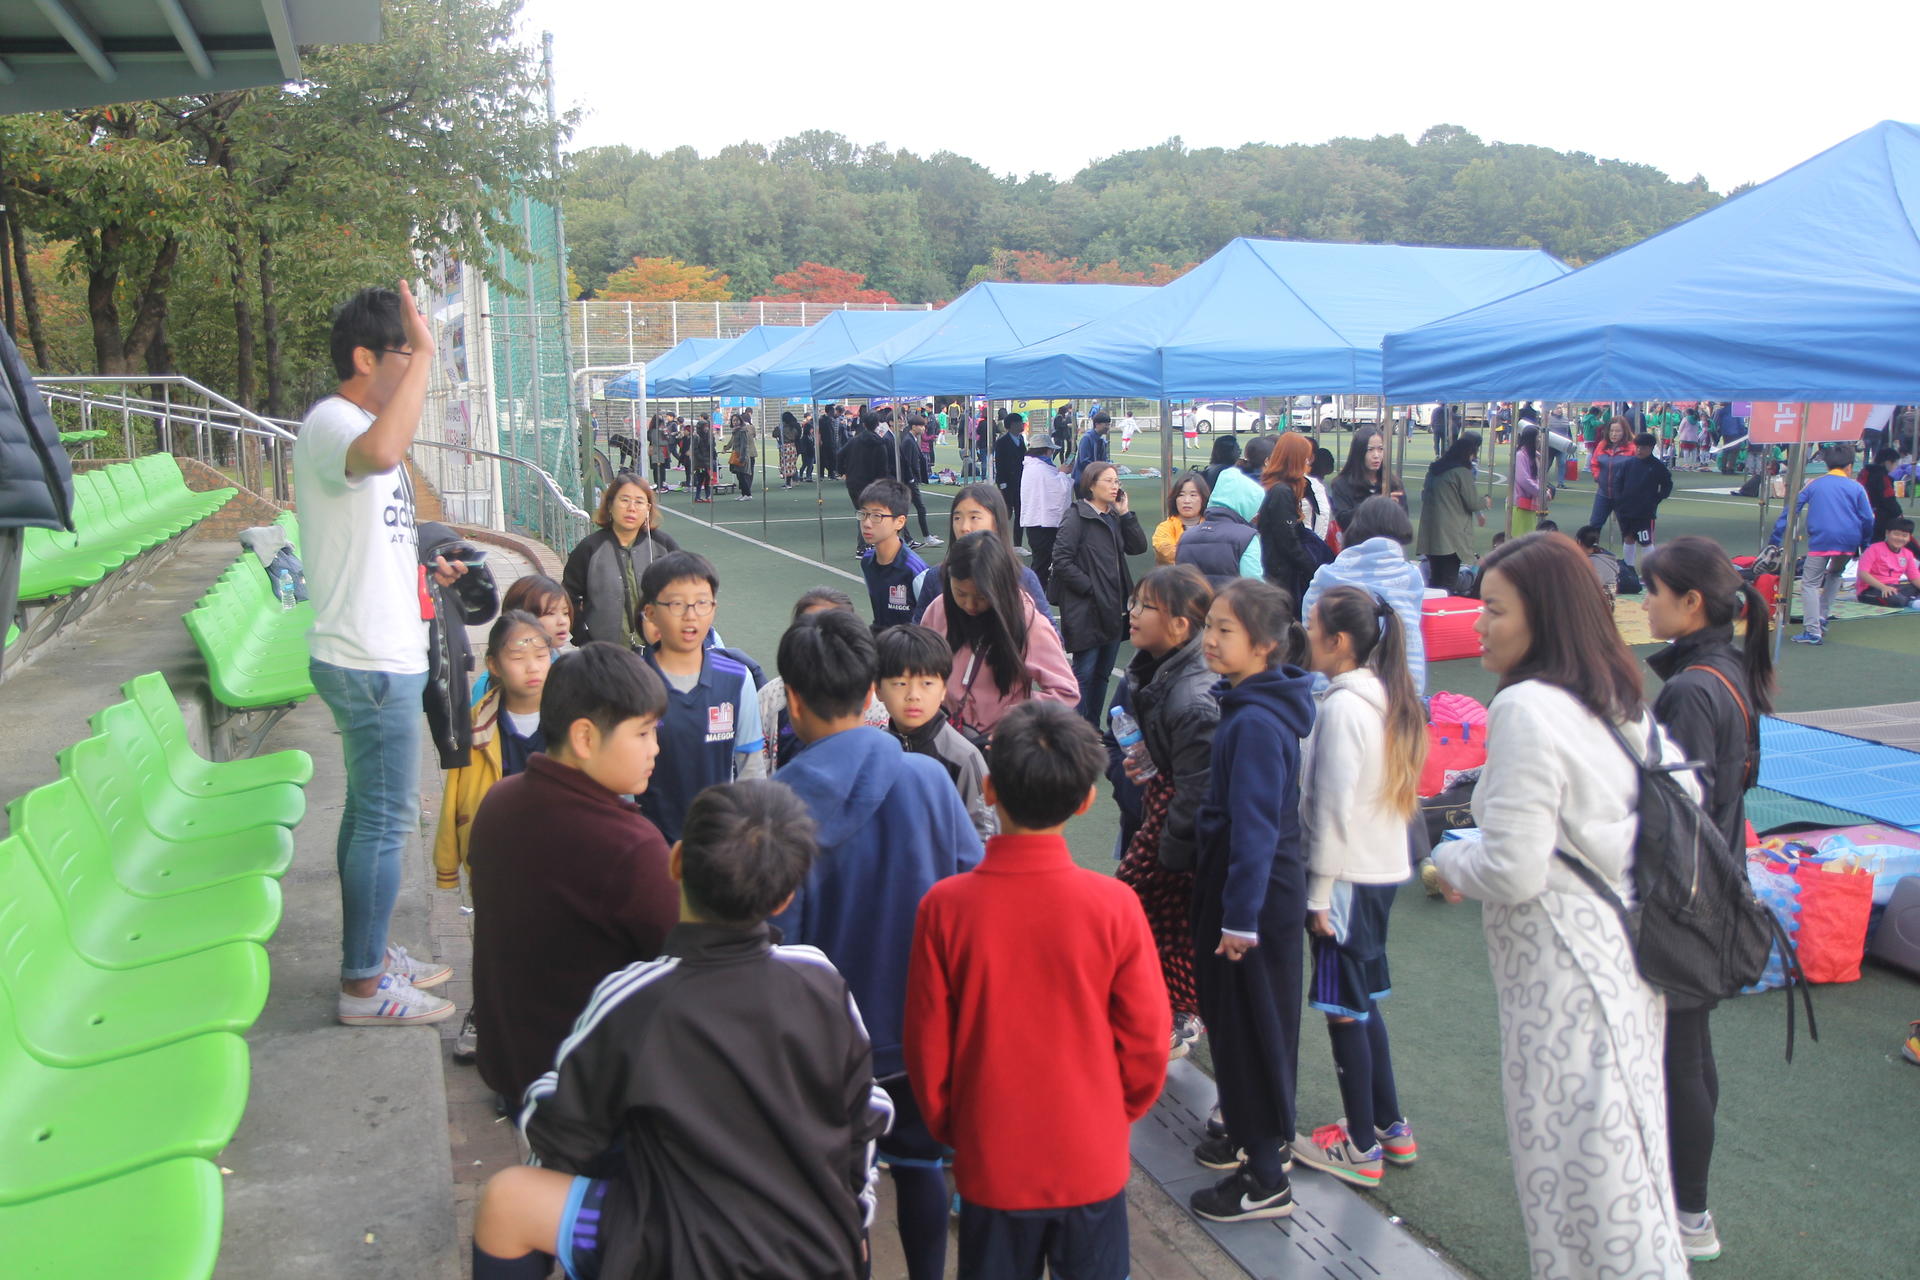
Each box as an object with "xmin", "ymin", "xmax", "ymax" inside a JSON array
[
  {"xmin": 1374, "ymin": 1118, "xmax": 1419, "ymax": 1165},
  {"xmin": 1189, "ymin": 1167, "xmax": 1293, "ymax": 1222},
  {"xmin": 386, "ymin": 944, "xmax": 451, "ymax": 990},
  {"xmin": 1289, "ymin": 1123, "xmax": 1384, "ymax": 1189},
  {"xmin": 1678, "ymin": 1210, "xmax": 1722, "ymax": 1262},
  {"xmin": 338, "ymin": 973, "xmax": 456, "ymax": 1026},
  {"xmin": 1169, "ymin": 1012, "xmax": 1203, "ymax": 1061}
]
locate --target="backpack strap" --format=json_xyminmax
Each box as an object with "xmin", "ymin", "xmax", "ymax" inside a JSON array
[{"xmin": 1684, "ymin": 663, "xmax": 1759, "ymax": 790}]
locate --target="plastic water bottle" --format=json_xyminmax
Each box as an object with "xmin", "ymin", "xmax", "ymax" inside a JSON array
[
  {"xmin": 275, "ymin": 567, "xmax": 298, "ymax": 612},
  {"xmin": 1110, "ymin": 707, "xmax": 1157, "ymax": 781}
]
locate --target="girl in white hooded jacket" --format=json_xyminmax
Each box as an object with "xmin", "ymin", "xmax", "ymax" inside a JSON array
[{"xmin": 1290, "ymin": 585, "xmax": 1427, "ymax": 1189}]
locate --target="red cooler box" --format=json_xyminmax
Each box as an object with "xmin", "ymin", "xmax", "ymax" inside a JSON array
[{"xmin": 1421, "ymin": 597, "xmax": 1483, "ymax": 662}]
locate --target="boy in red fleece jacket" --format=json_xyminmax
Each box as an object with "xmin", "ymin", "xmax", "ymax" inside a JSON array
[{"xmin": 906, "ymin": 701, "xmax": 1169, "ymax": 1277}]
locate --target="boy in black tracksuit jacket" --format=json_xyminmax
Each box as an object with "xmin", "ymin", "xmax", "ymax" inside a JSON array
[{"xmin": 472, "ymin": 780, "xmax": 891, "ymax": 1280}]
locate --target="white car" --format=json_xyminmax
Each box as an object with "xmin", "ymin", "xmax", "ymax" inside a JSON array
[{"xmin": 1171, "ymin": 401, "xmax": 1266, "ymax": 435}]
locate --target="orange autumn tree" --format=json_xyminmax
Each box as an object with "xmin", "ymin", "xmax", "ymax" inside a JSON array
[
  {"xmin": 752, "ymin": 261, "xmax": 896, "ymax": 304},
  {"xmin": 599, "ymin": 256, "xmax": 732, "ymax": 301}
]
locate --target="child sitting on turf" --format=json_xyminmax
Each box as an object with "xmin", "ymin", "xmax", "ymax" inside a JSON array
[
  {"xmin": 1855, "ymin": 516, "xmax": 1920, "ymax": 608},
  {"xmin": 773, "ymin": 607, "xmax": 982, "ymax": 1280},
  {"xmin": 474, "ymin": 779, "xmax": 891, "ymax": 1280},
  {"xmin": 876, "ymin": 624, "xmax": 996, "ymax": 841},
  {"xmin": 635, "ymin": 551, "xmax": 767, "ymax": 844},
  {"xmin": 435, "ymin": 611, "xmax": 553, "ymax": 893},
  {"xmin": 859, "ymin": 477, "xmax": 930, "ymax": 630},
  {"xmin": 1291, "ymin": 586, "xmax": 1424, "ymax": 1188},
  {"xmin": 469, "ymin": 643, "xmax": 680, "ymax": 1108},
  {"xmin": 905, "ymin": 701, "xmax": 1168, "ymax": 1279},
  {"xmin": 1577, "ymin": 524, "xmax": 1621, "ymax": 606}
]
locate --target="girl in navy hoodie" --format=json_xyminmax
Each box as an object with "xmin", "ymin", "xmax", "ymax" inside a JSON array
[{"xmin": 1187, "ymin": 578, "xmax": 1317, "ymax": 1223}]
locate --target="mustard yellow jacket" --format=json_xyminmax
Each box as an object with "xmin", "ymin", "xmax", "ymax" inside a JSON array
[{"xmin": 434, "ymin": 687, "xmax": 504, "ymax": 889}]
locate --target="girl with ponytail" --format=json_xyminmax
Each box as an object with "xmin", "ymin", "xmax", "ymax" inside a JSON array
[
  {"xmin": 1288, "ymin": 586, "xmax": 1426, "ymax": 1187},
  {"xmin": 1637, "ymin": 534, "xmax": 1773, "ymax": 1263}
]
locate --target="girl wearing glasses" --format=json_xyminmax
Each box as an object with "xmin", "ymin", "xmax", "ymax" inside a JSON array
[{"xmin": 564, "ymin": 473, "xmax": 680, "ymax": 648}]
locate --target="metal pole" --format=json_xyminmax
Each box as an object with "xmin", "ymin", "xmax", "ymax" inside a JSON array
[
  {"xmin": 1159, "ymin": 399, "xmax": 1174, "ymax": 515},
  {"xmin": 758, "ymin": 397, "xmax": 767, "ymax": 535},
  {"xmin": 1772, "ymin": 406, "xmax": 1813, "ymax": 657},
  {"xmin": 814, "ymin": 402, "xmax": 827, "ymax": 563}
]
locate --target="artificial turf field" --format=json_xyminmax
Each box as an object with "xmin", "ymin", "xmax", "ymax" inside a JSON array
[{"xmin": 637, "ymin": 427, "xmax": 1920, "ymax": 1279}]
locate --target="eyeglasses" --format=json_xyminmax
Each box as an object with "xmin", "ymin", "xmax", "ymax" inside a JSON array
[
  {"xmin": 649, "ymin": 599, "xmax": 716, "ymax": 618},
  {"xmin": 499, "ymin": 635, "xmax": 552, "ymax": 654},
  {"xmin": 857, "ymin": 510, "xmax": 900, "ymax": 523},
  {"xmin": 379, "ymin": 348, "xmax": 414, "ymax": 359},
  {"xmin": 1127, "ymin": 600, "xmax": 1162, "ymax": 616},
  {"xmin": 613, "ymin": 496, "xmax": 651, "ymax": 508}
]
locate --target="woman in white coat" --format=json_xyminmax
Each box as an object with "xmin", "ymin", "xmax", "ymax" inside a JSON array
[{"xmin": 1431, "ymin": 531, "xmax": 1692, "ymax": 1280}]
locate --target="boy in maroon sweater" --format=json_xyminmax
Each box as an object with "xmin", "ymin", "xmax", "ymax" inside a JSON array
[
  {"xmin": 906, "ymin": 701, "xmax": 1169, "ymax": 1277},
  {"xmin": 470, "ymin": 642, "xmax": 680, "ymax": 1107}
]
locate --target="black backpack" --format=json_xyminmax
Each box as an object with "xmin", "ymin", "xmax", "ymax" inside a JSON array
[
  {"xmin": 1616, "ymin": 562, "xmax": 1643, "ymax": 595},
  {"xmin": 1555, "ymin": 719, "xmax": 1815, "ymax": 1057}
]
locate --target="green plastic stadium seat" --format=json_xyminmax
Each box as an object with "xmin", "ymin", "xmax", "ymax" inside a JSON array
[
  {"xmin": 53, "ymin": 734, "xmax": 294, "ymax": 895},
  {"xmin": 0, "ymin": 836, "xmax": 269, "ymax": 1067},
  {"xmin": 184, "ymin": 557, "xmax": 317, "ymax": 710},
  {"xmin": 0, "ymin": 980, "xmax": 248, "ymax": 1206},
  {"xmin": 105, "ymin": 463, "xmax": 194, "ymax": 535},
  {"xmin": 57, "ymin": 728, "xmax": 305, "ymax": 839},
  {"xmin": 7, "ymin": 1157, "xmax": 224, "ymax": 1280},
  {"xmin": 9, "ymin": 779, "xmax": 282, "ymax": 970},
  {"xmin": 71, "ymin": 471, "xmax": 164, "ymax": 554},
  {"xmin": 16, "ymin": 523, "xmax": 118, "ymax": 599},
  {"xmin": 134, "ymin": 454, "xmax": 234, "ymax": 520},
  {"xmin": 110, "ymin": 673, "xmax": 315, "ymax": 792}
]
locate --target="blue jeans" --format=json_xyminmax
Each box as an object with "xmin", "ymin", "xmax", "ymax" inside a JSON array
[
  {"xmin": 311, "ymin": 660, "xmax": 428, "ymax": 980},
  {"xmin": 1069, "ymin": 641, "xmax": 1121, "ymax": 725}
]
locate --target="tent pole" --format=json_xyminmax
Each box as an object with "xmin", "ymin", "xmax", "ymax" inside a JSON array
[
  {"xmin": 1503, "ymin": 402, "xmax": 1520, "ymax": 539},
  {"xmin": 1771, "ymin": 406, "xmax": 1812, "ymax": 658},
  {"xmin": 758, "ymin": 398, "xmax": 768, "ymax": 535},
  {"xmin": 813, "ymin": 402, "xmax": 827, "ymax": 564},
  {"xmin": 1160, "ymin": 399, "xmax": 1174, "ymax": 515}
]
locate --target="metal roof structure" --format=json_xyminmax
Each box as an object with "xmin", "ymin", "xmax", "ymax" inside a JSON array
[{"xmin": 0, "ymin": 1, "xmax": 381, "ymax": 113}]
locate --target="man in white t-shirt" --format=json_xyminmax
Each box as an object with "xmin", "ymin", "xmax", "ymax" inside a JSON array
[{"xmin": 295, "ymin": 281, "xmax": 466, "ymax": 1027}]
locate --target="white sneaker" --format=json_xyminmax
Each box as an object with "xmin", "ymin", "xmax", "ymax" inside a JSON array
[
  {"xmin": 922, "ymin": 535, "xmax": 944, "ymax": 546},
  {"xmin": 1678, "ymin": 1210, "xmax": 1721, "ymax": 1262},
  {"xmin": 386, "ymin": 943, "xmax": 451, "ymax": 989},
  {"xmin": 338, "ymin": 973, "xmax": 456, "ymax": 1026}
]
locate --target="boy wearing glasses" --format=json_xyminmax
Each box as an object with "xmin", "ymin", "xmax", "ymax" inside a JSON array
[
  {"xmin": 635, "ymin": 551, "xmax": 768, "ymax": 843},
  {"xmin": 858, "ymin": 478, "xmax": 930, "ymax": 631}
]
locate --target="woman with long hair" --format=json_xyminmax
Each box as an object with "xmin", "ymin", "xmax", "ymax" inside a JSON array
[
  {"xmin": 646, "ymin": 413, "xmax": 671, "ymax": 489},
  {"xmin": 1255, "ymin": 433, "xmax": 1324, "ymax": 602},
  {"xmin": 562, "ymin": 472, "xmax": 679, "ymax": 647},
  {"xmin": 917, "ymin": 531, "xmax": 1077, "ymax": 741},
  {"xmin": 779, "ymin": 410, "xmax": 803, "ymax": 488},
  {"xmin": 1638, "ymin": 536, "xmax": 1774, "ymax": 1265},
  {"xmin": 1201, "ymin": 435, "xmax": 1242, "ymax": 491},
  {"xmin": 1512, "ymin": 424, "xmax": 1547, "ymax": 536},
  {"xmin": 728, "ymin": 412, "xmax": 757, "ymax": 500},
  {"xmin": 1113, "ymin": 566, "xmax": 1219, "ymax": 1061},
  {"xmin": 1430, "ymin": 532, "xmax": 1693, "ymax": 1278},
  {"xmin": 1415, "ymin": 431, "xmax": 1488, "ymax": 592},
  {"xmin": 1261, "ymin": 432, "xmax": 1330, "ymax": 539},
  {"xmin": 1051, "ymin": 460, "xmax": 1149, "ymax": 723},
  {"xmin": 908, "ymin": 483, "xmax": 1051, "ymax": 626},
  {"xmin": 1328, "ymin": 427, "xmax": 1405, "ymax": 532}
]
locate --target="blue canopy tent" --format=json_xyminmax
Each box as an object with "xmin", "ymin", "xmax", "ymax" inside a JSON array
[
  {"xmin": 983, "ymin": 238, "xmax": 1568, "ymax": 400},
  {"xmin": 603, "ymin": 338, "xmax": 729, "ymax": 399},
  {"xmin": 709, "ymin": 310, "xmax": 928, "ymax": 399},
  {"xmin": 654, "ymin": 326, "xmax": 803, "ymax": 398},
  {"xmin": 1381, "ymin": 119, "xmax": 1920, "ymax": 655},
  {"xmin": 1381, "ymin": 120, "xmax": 1920, "ymax": 403},
  {"xmin": 809, "ymin": 282, "xmax": 1152, "ymax": 400}
]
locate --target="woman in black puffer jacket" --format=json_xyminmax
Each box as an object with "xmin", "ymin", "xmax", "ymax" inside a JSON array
[{"xmin": 1049, "ymin": 460, "xmax": 1147, "ymax": 723}]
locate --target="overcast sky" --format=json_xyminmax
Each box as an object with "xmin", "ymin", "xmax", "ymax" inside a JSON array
[{"xmin": 523, "ymin": 0, "xmax": 1916, "ymax": 193}]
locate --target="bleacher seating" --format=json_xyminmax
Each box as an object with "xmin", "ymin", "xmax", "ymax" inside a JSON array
[
  {"xmin": 7, "ymin": 456, "xmax": 236, "ymax": 672},
  {"xmin": 184, "ymin": 512, "xmax": 316, "ymax": 717},
  {"xmin": 0, "ymin": 672, "xmax": 309, "ymax": 1279}
]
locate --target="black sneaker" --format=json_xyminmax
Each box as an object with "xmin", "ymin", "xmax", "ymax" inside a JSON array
[
  {"xmin": 1205, "ymin": 1104, "xmax": 1228, "ymax": 1139},
  {"xmin": 1193, "ymin": 1136, "xmax": 1245, "ymax": 1170},
  {"xmin": 1189, "ymin": 1167, "xmax": 1294, "ymax": 1222}
]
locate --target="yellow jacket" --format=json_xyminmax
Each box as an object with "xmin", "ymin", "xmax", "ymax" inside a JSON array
[
  {"xmin": 434, "ymin": 687, "xmax": 505, "ymax": 889},
  {"xmin": 1152, "ymin": 516, "xmax": 1192, "ymax": 565}
]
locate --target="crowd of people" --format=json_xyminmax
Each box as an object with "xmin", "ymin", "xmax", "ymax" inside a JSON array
[{"xmin": 288, "ymin": 287, "xmax": 1920, "ymax": 1280}]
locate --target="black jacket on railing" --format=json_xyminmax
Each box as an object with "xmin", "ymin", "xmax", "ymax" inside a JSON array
[{"xmin": 419, "ymin": 521, "xmax": 500, "ymax": 770}]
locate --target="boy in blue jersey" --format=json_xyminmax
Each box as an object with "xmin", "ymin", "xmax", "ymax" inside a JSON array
[
  {"xmin": 773, "ymin": 608, "xmax": 981, "ymax": 1280},
  {"xmin": 635, "ymin": 551, "xmax": 767, "ymax": 843},
  {"xmin": 859, "ymin": 478, "xmax": 929, "ymax": 631}
]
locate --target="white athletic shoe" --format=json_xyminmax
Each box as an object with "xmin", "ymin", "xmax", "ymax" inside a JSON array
[
  {"xmin": 338, "ymin": 973, "xmax": 456, "ymax": 1026},
  {"xmin": 386, "ymin": 943, "xmax": 451, "ymax": 989}
]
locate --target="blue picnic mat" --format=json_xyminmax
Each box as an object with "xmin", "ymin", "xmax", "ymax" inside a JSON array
[{"xmin": 1756, "ymin": 717, "xmax": 1920, "ymax": 829}]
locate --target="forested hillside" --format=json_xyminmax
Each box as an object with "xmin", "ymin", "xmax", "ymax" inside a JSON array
[{"xmin": 564, "ymin": 124, "xmax": 1723, "ymax": 302}]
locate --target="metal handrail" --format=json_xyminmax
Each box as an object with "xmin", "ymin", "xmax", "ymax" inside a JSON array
[{"xmin": 34, "ymin": 373, "xmax": 591, "ymax": 552}]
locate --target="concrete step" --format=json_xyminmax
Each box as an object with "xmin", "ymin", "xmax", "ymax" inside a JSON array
[{"xmin": 0, "ymin": 536, "xmax": 458, "ymax": 1279}]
